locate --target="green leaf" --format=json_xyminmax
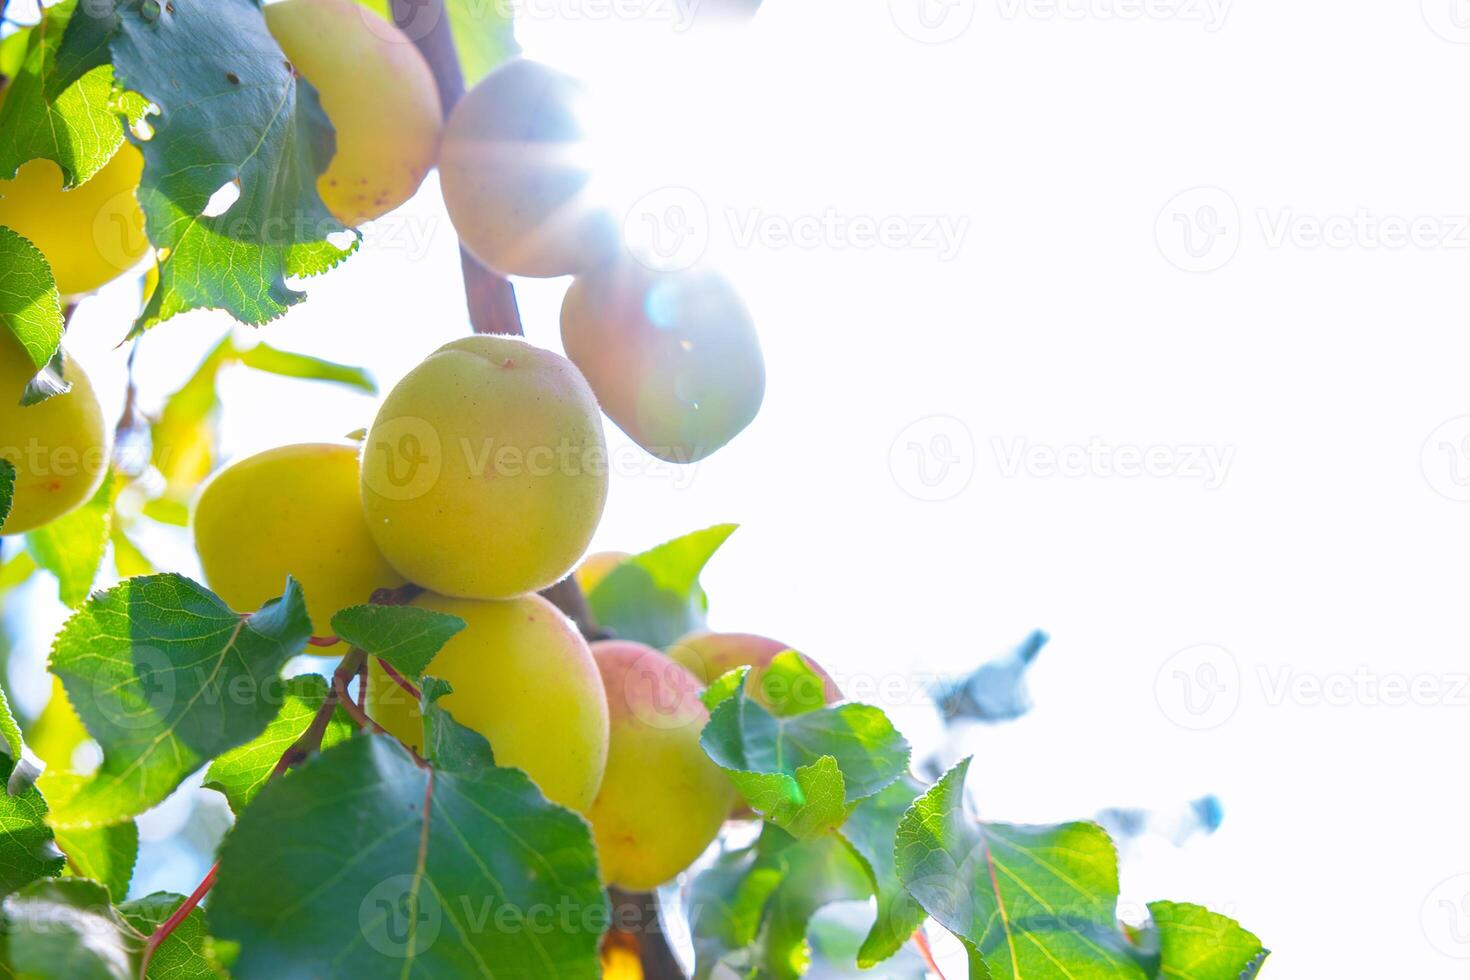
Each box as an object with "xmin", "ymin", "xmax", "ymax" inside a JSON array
[
  {"xmin": 234, "ymin": 342, "xmax": 377, "ymax": 394},
  {"xmin": 895, "ymin": 759, "xmax": 1146, "ymax": 979},
  {"xmin": 420, "ymin": 677, "xmax": 495, "ymax": 772},
  {"xmin": 331, "ymin": 604, "xmax": 466, "ymax": 680},
  {"xmin": 105, "ymin": 0, "xmax": 357, "ymax": 333},
  {"xmin": 0, "ymin": 676, "xmax": 24, "ymax": 763},
  {"xmin": 0, "ymin": 755, "xmax": 65, "ymax": 896},
  {"xmin": 701, "ymin": 666, "xmax": 748, "ymax": 713},
  {"xmin": 119, "ymin": 891, "xmax": 228, "ymax": 978},
  {"xmin": 109, "ymin": 526, "xmax": 153, "ymax": 578},
  {"xmin": 588, "ymin": 523, "xmax": 737, "ymax": 648},
  {"xmin": 838, "ymin": 774, "xmax": 929, "ymax": 967},
  {"xmin": 40, "ymin": 774, "xmax": 137, "ymax": 902},
  {"xmin": 0, "ymin": 226, "xmax": 64, "ymax": 378},
  {"xmin": 701, "ymin": 676, "xmax": 909, "ymax": 839},
  {"xmin": 26, "ymin": 470, "xmax": 114, "ymax": 608},
  {"xmin": 688, "ymin": 825, "xmax": 873, "ymax": 980},
  {"xmin": 210, "ymin": 736, "xmax": 606, "ymax": 978},
  {"xmin": 1146, "ymin": 902, "xmax": 1268, "ymax": 979},
  {"xmin": 3, "ymin": 878, "xmax": 142, "ymax": 979},
  {"xmin": 203, "ymin": 674, "xmax": 353, "ymax": 814},
  {"xmin": 0, "ymin": 0, "xmax": 131, "ymax": 188},
  {"xmin": 0, "ymin": 459, "xmax": 12, "ymax": 531},
  {"xmin": 48, "ymin": 575, "xmax": 312, "ymax": 827}
]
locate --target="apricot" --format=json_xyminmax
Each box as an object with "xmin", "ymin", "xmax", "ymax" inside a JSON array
[
  {"xmin": 574, "ymin": 550, "xmax": 630, "ymax": 595},
  {"xmin": 0, "ymin": 145, "xmax": 148, "ymax": 297},
  {"xmin": 561, "ymin": 262, "xmax": 764, "ymax": 463},
  {"xmin": 367, "ymin": 592, "xmax": 610, "ymax": 812},
  {"xmin": 439, "ymin": 59, "xmax": 616, "ymax": 278},
  {"xmin": 586, "ymin": 641, "xmax": 736, "ymax": 890},
  {"xmin": 668, "ymin": 631, "xmax": 842, "ymax": 714},
  {"xmin": 360, "ymin": 335, "xmax": 608, "ymax": 600},
  {"xmin": 193, "ymin": 443, "xmax": 405, "ymax": 635},
  {"xmin": 0, "ymin": 331, "xmax": 108, "ymax": 536},
  {"xmin": 265, "ymin": 0, "xmax": 441, "ymax": 226}
]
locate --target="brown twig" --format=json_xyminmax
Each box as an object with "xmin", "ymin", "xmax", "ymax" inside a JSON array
[
  {"xmin": 539, "ymin": 575, "xmax": 611, "ymax": 642},
  {"xmin": 377, "ymin": 658, "xmax": 422, "ymax": 702},
  {"xmin": 391, "ymin": 0, "xmax": 523, "ymax": 337}
]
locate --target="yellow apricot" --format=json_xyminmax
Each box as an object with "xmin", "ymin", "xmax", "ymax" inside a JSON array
[
  {"xmin": 439, "ymin": 59, "xmax": 616, "ymax": 278},
  {"xmin": 668, "ymin": 631, "xmax": 842, "ymax": 714},
  {"xmin": 574, "ymin": 550, "xmax": 630, "ymax": 595},
  {"xmin": 360, "ymin": 335, "xmax": 608, "ymax": 600},
  {"xmin": 265, "ymin": 0, "xmax": 442, "ymax": 225},
  {"xmin": 0, "ymin": 331, "xmax": 108, "ymax": 536},
  {"xmin": 0, "ymin": 145, "xmax": 148, "ymax": 297},
  {"xmin": 562, "ymin": 262, "xmax": 765, "ymax": 463},
  {"xmin": 586, "ymin": 641, "xmax": 736, "ymax": 890},
  {"xmin": 192, "ymin": 443, "xmax": 405, "ymax": 635},
  {"xmin": 366, "ymin": 592, "xmax": 610, "ymax": 813}
]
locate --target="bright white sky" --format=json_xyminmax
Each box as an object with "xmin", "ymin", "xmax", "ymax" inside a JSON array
[{"xmin": 9, "ymin": 1, "xmax": 1470, "ymax": 975}]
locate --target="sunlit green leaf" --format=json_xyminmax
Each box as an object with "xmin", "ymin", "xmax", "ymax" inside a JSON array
[
  {"xmin": 41, "ymin": 773, "xmax": 135, "ymax": 902},
  {"xmin": 0, "ymin": 226, "xmax": 63, "ymax": 379},
  {"xmin": 234, "ymin": 342, "xmax": 376, "ymax": 394},
  {"xmin": 589, "ymin": 524, "xmax": 736, "ymax": 647},
  {"xmin": 839, "ymin": 774, "xmax": 929, "ymax": 967},
  {"xmin": 1146, "ymin": 902, "xmax": 1268, "ymax": 980},
  {"xmin": 119, "ymin": 891, "xmax": 228, "ymax": 978},
  {"xmin": 26, "ymin": 470, "xmax": 114, "ymax": 608}
]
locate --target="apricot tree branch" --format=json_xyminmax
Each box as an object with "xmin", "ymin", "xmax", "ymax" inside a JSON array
[{"xmin": 391, "ymin": 0, "xmax": 522, "ymax": 337}]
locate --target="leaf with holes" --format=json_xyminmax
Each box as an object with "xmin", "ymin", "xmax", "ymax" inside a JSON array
[
  {"xmin": 102, "ymin": 0, "xmax": 356, "ymax": 333},
  {"xmin": 701, "ymin": 670, "xmax": 909, "ymax": 840},
  {"xmin": 203, "ymin": 674, "xmax": 354, "ymax": 814},
  {"xmin": 0, "ymin": 226, "xmax": 64, "ymax": 380},
  {"xmin": 47, "ymin": 575, "xmax": 312, "ymax": 827},
  {"xmin": 331, "ymin": 604, "xmax": 466, "ymax": 680},
  {"xmin": 209, "ymin": 736, "xmax": 606, "ymax": 978},
  {"xmin": 588, "ymin": 523, "xmax": 737, "ymax": 648},
  {"xmin": 895, "ymin": 759, "xmax": 1147, "ymax": 979}
]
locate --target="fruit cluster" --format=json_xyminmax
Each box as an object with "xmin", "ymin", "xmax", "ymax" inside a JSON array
[{"xmin": 0, "ymin": 0, "xmax": 805, "ymax": 895}]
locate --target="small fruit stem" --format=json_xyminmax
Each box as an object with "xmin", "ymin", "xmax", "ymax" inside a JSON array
[
  {"xmin": 140, "ymin": 861, "xmax": 217, "ymax": 976},
  {"xmin": 377, "ymin": 659, "xmax": 421, "ymax": 702},
  {"xmin": 390, "ymin": 0, "xmax": 523, "ymax": 338}
]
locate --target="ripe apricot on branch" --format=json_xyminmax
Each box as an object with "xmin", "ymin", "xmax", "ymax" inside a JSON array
[
  {"xmin": 586, "ymin": 641, "xmax": 737, "ymax": 890},
  {"xmin": 0, "ymin": 333, "xmax": 108, "ymax": 536},
  {"xmin": 0, "ymin": 145, "xmax": 148, "ymax": 297},
  {"xmin": 439, "ymin": 59, "xmax": 615, "ymax": 278},
  {"xmin": 265, "ymin": 0, "xmax": 442, "ymax": 225},
  {"xmin": 669, "ymin": 631, "xmax": 841, "ymax": 714},
  {"xmin": 192, "ymin": 443, "xmax": 405, "ymax": 636},
  {"xmin": 367, "ymin": 592, "xmax": 610, "ymax": 813},
  {"xmin": 562, "ymin": 262, "xmax": 765, "ymax": 463},
  {"xmin": 360, "ymin": 335, "xmax": 609, "ymax": 600}
]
